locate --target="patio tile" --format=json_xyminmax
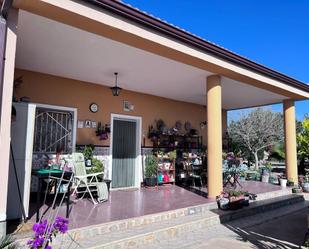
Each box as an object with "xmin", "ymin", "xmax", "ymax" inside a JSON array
[{"xmin": 26, "ymin": 182, "xmax": 286, "ymax": 230}]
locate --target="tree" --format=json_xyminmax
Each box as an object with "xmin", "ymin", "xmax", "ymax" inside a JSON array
[
  {"xmin": 297, "ymin": 115, "xmax": 309, "ymax": 159},
  {"xmin": 228, "ymin": 108, "xmax": 284, "ymax": 169}
]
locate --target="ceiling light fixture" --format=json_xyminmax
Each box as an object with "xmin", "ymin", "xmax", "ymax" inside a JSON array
[{"xmin": 110, "ymin": 72, "xmax": 122, "ymax": 96}]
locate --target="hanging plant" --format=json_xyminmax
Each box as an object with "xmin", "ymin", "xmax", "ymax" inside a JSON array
[
  {"xmin": 95, "ymin": 122, "xmax": 104, "ymax": 136},
  {"xmin": 95, "ymin": 122, "xmax": 109, "ymax": 140},
  {"xmin": 148, "ymin": 125, "xmax": 159, "ymax": 141}
]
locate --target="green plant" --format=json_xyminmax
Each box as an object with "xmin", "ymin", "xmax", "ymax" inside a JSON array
[
  {"xmin": 264, "ymin": 162, "xmax": 272, "ymax": 172},
  {"xmin": 240, "ymin": 171, "xmax": 246, "ymax": 177},
  {"xmin": 83, "ymin": 144, "xmax": 94, "ymax": 159},
  {"xmin": 297, "ymin": 116, "xmax": 309, "ymax": 158},
  {"xmin": 0, "ymin": 235, "xmax": 17, "ymax": 249},
  {"xmin": 304, "ymin": 238, "xmax": 309, "ymax": 248},
  {"xmin": 145, "ymin": 155, "xmax": 157, "ymax": 178},
  {"xmin": 168, "ymin": 150, "xmax": 177, "ymax": 160},
  {"xmin": 87, "ymin": 158, "xmax": 104, "ymax": 174},
  {"xmin": 269, "ymin": 176, "xmax": 277, "ymax": 184},
  {"xmin": 287, "ymin": 179, "xmax": 294, "ymax": 186},
  {"xmin": 226, "ymin": 190, "xmax": 245, "ymax": 197}
]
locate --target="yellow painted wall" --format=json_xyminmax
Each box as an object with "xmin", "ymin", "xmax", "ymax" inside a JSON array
[{"xmin": 14, "ymin": 69, "xmax": 209, "ymax": 147}]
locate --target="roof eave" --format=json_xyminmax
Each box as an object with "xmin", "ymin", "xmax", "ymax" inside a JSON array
[{"xmin": 84, "ymin": 0, "xmax": 309, "ymax": 94}]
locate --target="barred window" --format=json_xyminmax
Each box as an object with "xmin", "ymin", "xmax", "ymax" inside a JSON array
[{"xmin": 33, "ymin": 108, "xmax": 74, "ymax": 154}]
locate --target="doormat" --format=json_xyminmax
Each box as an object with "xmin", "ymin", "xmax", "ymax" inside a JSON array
[{"xmin": 118, "ymin": 188, "xmax": 139, "ymax": 192}]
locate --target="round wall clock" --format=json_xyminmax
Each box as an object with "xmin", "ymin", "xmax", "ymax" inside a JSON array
[{"xmin": 89, "ymin": 103, "xmax": 98, "ymax": 113}]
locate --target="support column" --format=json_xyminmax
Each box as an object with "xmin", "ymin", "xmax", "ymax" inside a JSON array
[
  {"xmin": 222, "ymin": 110, "xmax": 228, "ymax": 136},
  {"xmin": 207, "ymin": 75, "xmax": 223, "ymax": 198},
  {"xmin": 283, "ymin": 99, "xmax": 298, "ymax": 184},
  {"xmin": 0, "ymin": 8, "xmax": 18, "ymax": 236}
]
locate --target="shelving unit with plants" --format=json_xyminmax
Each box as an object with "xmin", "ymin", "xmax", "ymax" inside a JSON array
[
  {"xmin": 151, "ymin": 134, "xmax": 203, "ymax": 152},
  {"xmin": 156, "ymin": 150, "xmax": 176, "ymax": 185},
  {"xmin": 176, "ymin": 151, "xmax": 206, "ymax": 187},
  {"xmin": 147, "ymin": 119, "xmax": 206, "ymax": 187}
]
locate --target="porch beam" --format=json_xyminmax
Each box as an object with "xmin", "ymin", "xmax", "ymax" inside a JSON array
[
  {"xmin": 0, "ymin": 8, "xmax": 18, "ymax": 236},
  {"xmin": 283, "ymin": 99, "xmax": 298, "ymax": 184},
  {"xmin": 207, "ymin": 75, "xmax": 223, "ymax": 198}
]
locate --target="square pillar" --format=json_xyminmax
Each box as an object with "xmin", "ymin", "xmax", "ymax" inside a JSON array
[
  {"xmin": 207, "ymin": 75, "xmax": 223, "ymax": 198},
  {"xmin": 0, "ymin": 8, "xmax": 18, "ymax": 235},
  {"xmin": 283, "ymin": 99, "xmax": 298, "ymax": 184}
]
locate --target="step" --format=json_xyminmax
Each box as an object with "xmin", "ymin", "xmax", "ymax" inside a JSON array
[
  {"xmin": 146, "ymin": 203, "xmax": 309, "ymax": 249},
  {"xmin": 15, "ymin": 189, "xmax": 296, "ymax": 248},
  {"xmin": 57, "ymin": 194, "xmax": 304, "ymax": 249},
  {"xmin": 61, "ymin": 210, "xmax": 220, "ymax": 249},
  {"xmin": 254, "ymin": 187, "xmax": 292, "ymax": 201},
  {"xmin": 65, "ymin": 201, "xmax": 217, "ymax": 240},
  {"xmin": 15, "ymin": 201, "xmax": 217, "ymax": 246},
  {"xmin": 212, "ymin": 194, "xmax": 304, "ymax": 223}
]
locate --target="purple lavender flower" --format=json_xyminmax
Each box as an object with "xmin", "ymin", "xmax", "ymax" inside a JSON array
[
  {"xmin": 27, "ymin": 237, "xmax": 44, "ymax": 248},
  {"xmin": 28, "ymin": 216, "xmax": 69, "ymax": 248},
  {"xmin": 53, "ymin": 216, "xmax": 69, "ymax": 234},
  {"xmin": 33, "ymin": 220, "xmax": 48, "ymax": 237}
]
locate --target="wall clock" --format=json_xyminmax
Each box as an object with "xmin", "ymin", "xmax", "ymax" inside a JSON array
[{"xmin": 89, "ymin": 103, "xmax": 98, "ymax": 113}]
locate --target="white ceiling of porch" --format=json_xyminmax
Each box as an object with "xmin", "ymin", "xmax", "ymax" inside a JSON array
[{"xmin": 15, "ymin": 10, "xmax": 287, "ymax": 110}]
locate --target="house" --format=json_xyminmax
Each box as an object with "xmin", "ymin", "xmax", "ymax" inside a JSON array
[{"xmin": 0, "ymin": 0, "xmax": 308, "ymax": 235}]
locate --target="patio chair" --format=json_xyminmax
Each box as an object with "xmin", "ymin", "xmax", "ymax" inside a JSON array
[{"xmin": 71, "ymin": 153, "xmax": 107, "ymax": 204}]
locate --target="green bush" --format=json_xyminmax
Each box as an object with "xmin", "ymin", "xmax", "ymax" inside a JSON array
[
  {"xmin": 83, "ymin": 144, "xmax": 94, "ymax": 159},
  {"xmin": 87, "ymin": 158, "xmax": 104, "ymax": 174},
  {"xmin": 145, "ymin": 155, "xmax": 157, "ymax": 178}
]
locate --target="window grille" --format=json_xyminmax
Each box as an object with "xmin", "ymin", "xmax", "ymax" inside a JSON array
[{"xmin": 33, "ymin": 108, "xmax": 74, "ymax": 154}]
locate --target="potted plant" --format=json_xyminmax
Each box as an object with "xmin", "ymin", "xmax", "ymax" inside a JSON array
[
  {"xmin": 227, "ymin": 190, "xmax": 245, "ymax": 210},
  {"xmin": 260, "ymin": 162, "xmax": 272, "ymax": 183},
  {"xmin": 96, "ymin": 122, "xmax": 109, "ymax": 140},
  {"xmin": 261, "ymin": 172, "xmax": 270, "ymax": 183},
  {"xmin": 292, "ymin": 186, "xmax": 302, "ymax": 193},
  {"xmin": 262, "ymin": 162, "xmax": 272, "ymax": 174},
  {"xmin": 279, "ymin": 176, "xmax": 287, "ymax": 187},
  {"xmin": 239, "ymin": 171, "xmax": 246, "ymax": 181},
  {"xmin": 269, "ymin": 176, "xmax": 278, "ymax": 185},
  {"xmin": 216, "ymin": 192, "xmax": 229, "ymax": 210},
  {"xmin": 148, "ymin": 125, "xmax": 159, "ymax": 142},
  {"xmin": 144, "ymin": 154, "xmax": 158, "ymax": 186},
  {"xmin": 302, "ymin": 175, "xmax": 309, "ymax": 192},
  {"xmin": 83, "ymin": 144, "xmax": 94, "ymax": 166},
  {"xmin": 287, "ymin": 179, "xmax": 294, "ymax": 187}
]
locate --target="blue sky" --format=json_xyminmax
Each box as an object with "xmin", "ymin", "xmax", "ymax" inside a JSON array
[{"xmin": 123, "ymin": 0, "xmax": 308, "ymax": 120}]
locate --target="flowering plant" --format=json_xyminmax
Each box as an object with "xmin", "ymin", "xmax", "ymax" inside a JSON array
[{"xmin": 27, "ymin": 216, "xmax": 69, "ymax": 249}]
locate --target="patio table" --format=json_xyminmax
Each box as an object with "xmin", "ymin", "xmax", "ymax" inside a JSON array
[{"xmin": 32, "ymin": 169, "xmax": 73, "ymax": 222}]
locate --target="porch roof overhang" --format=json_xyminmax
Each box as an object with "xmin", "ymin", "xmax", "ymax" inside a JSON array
[{"xmin": 13, "ymin": 0, "xmax": 309, "ymax": 110}]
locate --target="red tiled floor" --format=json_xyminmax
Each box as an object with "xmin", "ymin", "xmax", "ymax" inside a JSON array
[
  {"xmin": 238, "ymin": 180, "xmax": 282, "ymax": 194},
  {"xmin": 29, "ymin": 185, "xmax": 211, "ymax": 229},
  {"xmin": 28, "ymin": 181, "xmax": 285, "ymax": 229},
  {"xmin": 193, "ymin": 180, "xmax": 283, "ymax": 194}
]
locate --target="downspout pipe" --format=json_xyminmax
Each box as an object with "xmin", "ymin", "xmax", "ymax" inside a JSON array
[{"xmin": 0, "ymin": 0, "xmax": 13, "ymax": 124}]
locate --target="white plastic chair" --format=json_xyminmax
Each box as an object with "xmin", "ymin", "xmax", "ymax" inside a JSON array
[{"xmin": 71, "ymin": 153, "xmax": 104, "ymax": 204}]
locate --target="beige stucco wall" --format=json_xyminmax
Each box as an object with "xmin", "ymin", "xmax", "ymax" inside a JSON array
[{"xmin": 14, "ymin": 69, "xmax": 211, "ymax": 147}]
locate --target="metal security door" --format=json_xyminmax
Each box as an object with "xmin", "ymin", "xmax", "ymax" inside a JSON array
[{"xmin": 112, "ymin": 119, "xmax": 137, "ymax": 188}]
